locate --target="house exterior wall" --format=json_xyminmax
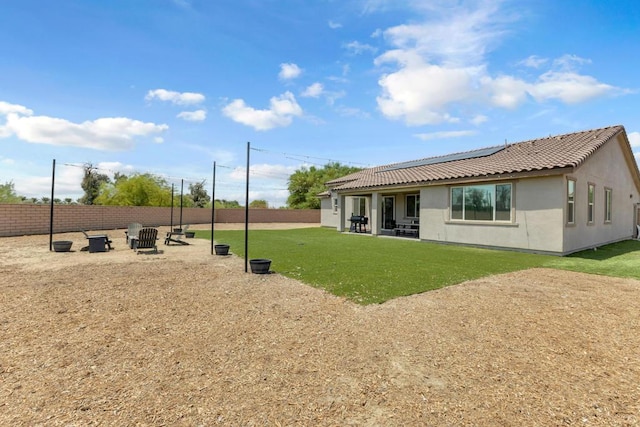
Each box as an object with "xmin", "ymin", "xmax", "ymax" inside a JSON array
[
  {"xmin": 320, "ymin": 197, "xmax": 340, "ymax": 228},
  {"xmin": 420, "ymin": 176, "xmax": 565, "ymax": 254},
  {"xmin": 562, "ymin": 134, "xmax": 639, "ymax": 253}
]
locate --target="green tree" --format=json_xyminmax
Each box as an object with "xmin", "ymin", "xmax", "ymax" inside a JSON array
[
  {"xmin": 95, "ymin": 173, "xmax": 173, "ymax": 206},
  {"xmin": 0, "ymin": 181, "xmax": 22, "ymax": 204},
  {"xmin": 188, "ymin": 181, "xmax": 210, "ymax": 208},
  {"xmin": 287, "ymin": 162, "xmax": 361, "ymax": 209},
  {"xmin": 249, "ymin": 199, "xmax": 268, "ymax": 209},
  {"xmin": 214, "ymin": 199, "xmax": 242, "ymax": 209},
  {"xmin": 79, "ymin": 163, "xmax": 111, "ymax": 205}
]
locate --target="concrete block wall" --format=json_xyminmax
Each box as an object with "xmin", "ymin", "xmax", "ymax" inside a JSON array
[{"xmin": 0, "ymin": 205, "xmax": 320, "ymax": 237}]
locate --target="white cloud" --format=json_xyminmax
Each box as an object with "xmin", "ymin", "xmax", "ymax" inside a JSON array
[
  {"xmin": 301, "ymin": 82, "xmax": 324, "ymax": 98},
  {"xmin": 222, "ymin": 91, "xmax": 303, "ymax": 131},
  {"xmin": 518, "ymin": 55, "xmax": 549, "ymax": 68},
  {"xmin": 483, "ymin": 75, "xmax": 530, "ymax": 109},
  {"xmin": 553, "ymin": 54, "xmax": 591, "ymax": 72},
  {"xmin": 229, "ymin": 163, "xmax": 297, "ymax": 181},
  {"xmin": 0, "ymin": 101, "xmax": 33, "ymax": 116},
  {"xmin": 278, "ymin": 63, "xmax": 302, "ymax": 80},
  {"xmin": 376, "ymin": 52, "xmax": 479, "ymax": 125},
  {"xmin": 343, "ymin": 41, "xmax": 378, "ymax": 55},
  {"xmin": 335, "ymin": 105, "xmax": 370, "ymax": 119},
  {"xmin": 328, "ymin": 20, "xmax": 342, "ymax": 29},
  {"xmin": 145, "ymin": 89, "xmax": 205, "ymax": 105},
  {"xmin": 628, "ymin": 131, "xmax": 640, "ymax": 148},
  {"xmin": 471, "ymin": 114, "xmax": 488, "ymax": 125},
  {"xmin": 413, "ymin": 130, "xmax": 476, "ymax": 141},
  {"xmin": 1, "ymin": 112, "xmax": 168, "ymax": 151},
  {"xmin": 177, "ymin": 109, "xmax": 207, "ymax": 122},
  {"xmin": 528, "ymin": 71, "xmax": 616, "ymax": 104},
  {"xmin": 373, "ymin": 2, "xmax": 626, "ymax": 125}
]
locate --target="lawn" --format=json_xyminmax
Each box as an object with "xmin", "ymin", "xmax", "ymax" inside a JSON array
[{"xmin": 196, "ymin": 228, "xmax": 640, "ymax": 304}]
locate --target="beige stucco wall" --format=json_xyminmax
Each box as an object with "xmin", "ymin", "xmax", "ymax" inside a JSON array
[
  {"xmin": 324, "ymin": 134, "xmax": 639, "ymax": 254},
  {"xmin": 420, "ymin": 176, "xmax": 565, "ymax": 254},
  {"xmin": 320, "ymin": 197, "xmax": 340, "ymax": 228},
  {"xmin": 562, "ymin": 134, "xmax": 639, "ymax": 253}
]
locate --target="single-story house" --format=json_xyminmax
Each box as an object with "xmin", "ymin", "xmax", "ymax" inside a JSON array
[{"xmin": 320, "ymin": 125, "xmax": 640, "ymax": 255}]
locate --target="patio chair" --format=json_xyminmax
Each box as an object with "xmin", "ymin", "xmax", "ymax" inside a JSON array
[
  {"xmin": 82, "ymin": 230, "xmax": 113, "ymax": 253},
  {"xmin": 133, "ymin": 228, "xmax": 159, "ymax": 254},
  {"xmin": 125, "ymin": 222, "xmax": 143, "ymax": 249}
]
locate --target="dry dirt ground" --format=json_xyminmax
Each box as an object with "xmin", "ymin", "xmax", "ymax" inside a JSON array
[{"xmin": 1, "ymin": 224, "xmax": 639, "ymax": 426}]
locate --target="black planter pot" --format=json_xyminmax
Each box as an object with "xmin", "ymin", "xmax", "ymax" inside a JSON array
[
  {"xmin": 214, "ymin": 244, "xmax": 230, "ymax": 255},
  {"xmin": 250, "ymin": 258, "xmax": 271, "ymax": 274},
  {"xmin": 52, "ymin": 240, "xmax": 73, "ymax": 252},
  {"xmin": 185, "ymin": 231, "xmax": 195, "ymax": 238}
]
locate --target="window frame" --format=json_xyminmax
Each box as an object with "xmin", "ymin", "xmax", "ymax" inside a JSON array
[
  {"xmin": 405, "ymin": 194, "xmax": 420, "ymax": 218},
  {"xmin": 567, "ymin": 179, "xmax": 576, "ymax": 225},
  {"xmin": 587, "ymin": 182, "xmax": 595, "ymax": 224},
  {"xmin": 352, "ymin": 197, "xmax": 366, "ymax": 217},
  {"xmin": 604, "ymin": 187, "xmax": 612, "ymax": 223},
  {"xmin": 449, "ymin": 183, "xmax": 512, "ymax": 222}
]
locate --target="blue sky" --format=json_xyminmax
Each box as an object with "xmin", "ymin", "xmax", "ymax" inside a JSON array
[{"xmin": 1, "ymin": 0, "xmax": 639, "ymax": 207}]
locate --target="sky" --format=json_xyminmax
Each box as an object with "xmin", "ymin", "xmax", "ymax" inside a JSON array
[{"xmin": 1, "ymin": 0, "xmax": 640, "ymax": 207}]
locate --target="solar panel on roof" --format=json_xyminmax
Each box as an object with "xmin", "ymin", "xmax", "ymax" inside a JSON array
[{"xmin": 379, "ymin": 145, "xmax": 505, "ymax": 172}]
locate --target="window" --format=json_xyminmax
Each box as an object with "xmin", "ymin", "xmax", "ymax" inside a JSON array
[
  {"xmin": 587, "ymin": 183, "xmax": 595, "ymax": 224},
  {"xmin": 450, "ymin": 183, "xmax": 512, "ymax": 222},
  {"xmin": 604, "ymin": 188, "xmax": 612, "ymax": 223},
  {"xmin": 352, "ymin": 197, "xmax": 366, "ymax": 216},
  {"xmin": 406, "ymin": 194, "xmax": 420, "ymax": 218},
  {"xmin": 332, "ymin": 197, "xmax": 338, "ymax": 213},
  {"xmin": 567, "ymin": 179, "xmax": 576, "ymax": 224}
]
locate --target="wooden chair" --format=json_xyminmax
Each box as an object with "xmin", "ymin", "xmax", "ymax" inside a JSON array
[
  {"xmin": 133, "ymin": 228, "xmax": 159, "ymax": 254},
  {"xmin": 125, "ymin": 223, "xmax": 143, "ymax": 249}
]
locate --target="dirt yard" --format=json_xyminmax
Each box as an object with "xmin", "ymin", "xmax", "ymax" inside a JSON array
[{"xmin": 1, "ymin": 224, "xmax": 639, "ymax": 426}]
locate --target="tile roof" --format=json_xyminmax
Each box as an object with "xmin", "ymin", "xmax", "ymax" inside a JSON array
[{"xmin": 326, "ymin": 125, "xmax": 629, "ymax": 192}]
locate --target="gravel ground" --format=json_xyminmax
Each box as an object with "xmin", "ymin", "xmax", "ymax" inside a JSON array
[{"xmin": 1, "ymin": 224, "xmax": 639, "ymax": 426}]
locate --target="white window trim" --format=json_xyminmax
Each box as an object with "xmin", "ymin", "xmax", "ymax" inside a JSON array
[
  {"xmin": 604, "ymin": 187, "xmax": 612, "ymax": 223},
  {"xmin": 587, "ymin": 182, "xmax": 595, "ymax": 225},
  {"xmin": 449, "ymin": 183, "xmax": 512, "ymax": 223},
  {"xmin": 567, "ymin": 179, "xmax": 576, "ymax": 225},
  {"xmin": 406, "ymin": 194, "xmax": 420, "ymax": 218}
]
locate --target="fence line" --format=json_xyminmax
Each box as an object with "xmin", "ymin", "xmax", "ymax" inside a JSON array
[{"xmin": 0, "ymin": 205, "xmax": 320, "ymax": 237}]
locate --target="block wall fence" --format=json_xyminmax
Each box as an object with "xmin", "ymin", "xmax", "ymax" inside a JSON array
[{"xmin": 0, "ymin": 205, "xmax": 320, "ymax": 237}]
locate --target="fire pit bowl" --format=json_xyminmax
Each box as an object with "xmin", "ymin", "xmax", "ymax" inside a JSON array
[
  {"xmin": 214, "ymin": 244, "xmax": 230, "ymax": 255},
  {"xmin": 52, "ymin": 241, "xmax": 73, "ymax": 252},
  {"xmin": 249, "ymin": 258, "xmax": 272, "ymax": 274}
]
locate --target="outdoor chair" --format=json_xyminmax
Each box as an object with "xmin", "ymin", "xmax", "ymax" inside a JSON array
[
  {"xmin": 133, "ymin": 227, "xmax": 159, "ymax": 254},
  {"xmin": 125, "ymin": 222, "xmax": 143, "ymax": 249},
  {"xmin": 82, "ymin": 230, "xmax": 113, "ymax": 253}
]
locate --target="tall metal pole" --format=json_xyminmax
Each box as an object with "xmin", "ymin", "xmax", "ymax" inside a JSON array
[
  {"xmin": 244, "ymin": 142, "xmax": 250, "ymax": 272},
  {"xmin": 211, "ymin": 161, "xmax": 216, "ymax": 255},
  {"xmin": 179, "ymin": 179, "xmax": 184, "ymax": 230},
  {"xmin": 170, "ymin": 183, "xmax": 174, "ymax": 229},
  {"xmin": 49, "ymin": 159, "xmax": 56, "ymax": 251}
]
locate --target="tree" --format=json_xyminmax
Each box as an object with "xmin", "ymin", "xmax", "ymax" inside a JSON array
[
  {"xmin": 214, "ymin": 199, "xmax": 242, "ymax": 209},
  {"xmin": 188, "ymin": 181, "xmax": 210, "ymax": 208},
  {"xmin": 287, "ymin": 162, "xmax": 361, "ymax": 209},
  {"xmin": 79, "ymin": 163, "xmax": 110, "ymax": 205},
  {"xmin": 95, "ymin": 173, "xmax": 173, "ymax": 206},
  {"xmin": 249, "ymin": 199, "xmax": 268, "ymax": 209},
  {"xmin": 0, "ymin": 181, "xmax": 22, "ymax": 204}
]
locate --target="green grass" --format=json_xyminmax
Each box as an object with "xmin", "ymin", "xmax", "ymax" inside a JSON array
[
  {"xmin": 544, "ymin": 239, "xmax": 640, "ymax": 279},
  {"xmin": 195, "ymin": 228, "xmax": 640, "ymax": 304}
]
